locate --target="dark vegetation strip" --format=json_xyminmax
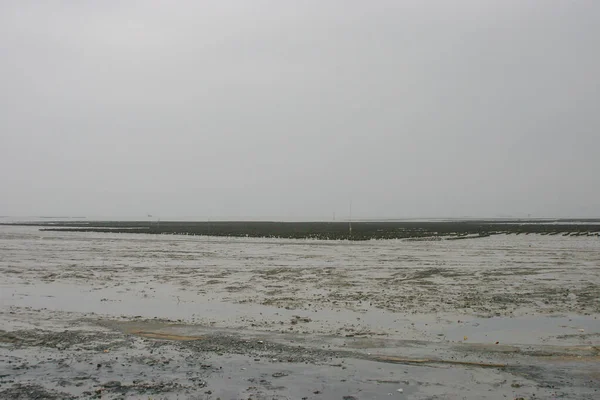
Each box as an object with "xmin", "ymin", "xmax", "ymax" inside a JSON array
[{"xmin": 3, "ymin": 220, "xmax": 600, "ymax": 241}]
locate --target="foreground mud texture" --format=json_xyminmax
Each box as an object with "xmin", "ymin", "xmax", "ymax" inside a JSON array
[{"xmin": 1, "ymin": 224, "xmax": 599, "ymax": 399}]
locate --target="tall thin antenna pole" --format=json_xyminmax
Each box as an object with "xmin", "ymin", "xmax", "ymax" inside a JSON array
[{"xmin": 349, "ymin": 200, "xmax": 352, "ymax": 237}]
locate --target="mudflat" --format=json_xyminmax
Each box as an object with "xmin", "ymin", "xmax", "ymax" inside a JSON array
[{"xmin": 1, "ymin": 225, "xmax": 598, "ymax": 399}]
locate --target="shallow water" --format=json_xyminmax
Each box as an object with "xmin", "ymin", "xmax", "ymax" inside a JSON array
[{"xmin": 1, "ymin": 225, "xmax": 599, "ymax": 342}]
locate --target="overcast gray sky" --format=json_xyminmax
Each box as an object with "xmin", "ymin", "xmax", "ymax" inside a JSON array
[{"xmin": 1, "ymin": 1, "xmax": 599, "ymax": 220}]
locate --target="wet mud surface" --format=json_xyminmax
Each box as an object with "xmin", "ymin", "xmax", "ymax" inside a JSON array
[{"xmin": 1, "ymin": 225, "xmax": 599, "ymax": 399}]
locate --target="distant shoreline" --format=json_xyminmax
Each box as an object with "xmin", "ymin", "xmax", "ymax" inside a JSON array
[{"xmin": 3, "ymin": 219, "xmax": 599, "ymax": 241}]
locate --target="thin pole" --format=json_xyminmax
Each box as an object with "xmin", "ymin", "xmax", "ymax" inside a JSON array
[{"xmin": 349, "ymin": 200, "xmax": 352, "ymax": 236}]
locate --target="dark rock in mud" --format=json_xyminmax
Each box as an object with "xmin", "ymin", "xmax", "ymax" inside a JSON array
[{"xmin": 102, "ymin": 380, "xmax": 122, "ymax": 388}]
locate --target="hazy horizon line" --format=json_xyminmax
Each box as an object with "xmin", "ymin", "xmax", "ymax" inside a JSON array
[{"xmin": 2, "ymin": 215, "xmax": 600, "ymax": 223}]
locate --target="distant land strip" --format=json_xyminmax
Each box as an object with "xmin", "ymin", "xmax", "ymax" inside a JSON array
[{"xmin": 3, "ymin": 220, "xmax": 600, "ymax": 241}]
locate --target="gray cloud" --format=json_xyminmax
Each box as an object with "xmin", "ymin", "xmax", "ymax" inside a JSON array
[{"xmin": 1, "ymin": 0, "xmax": 599, "ymax": 219}]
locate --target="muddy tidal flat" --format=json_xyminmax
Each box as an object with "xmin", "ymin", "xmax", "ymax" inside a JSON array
[{"xmin": 1, "ymin": 224, "xmax": 599, "ymax": 399}]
